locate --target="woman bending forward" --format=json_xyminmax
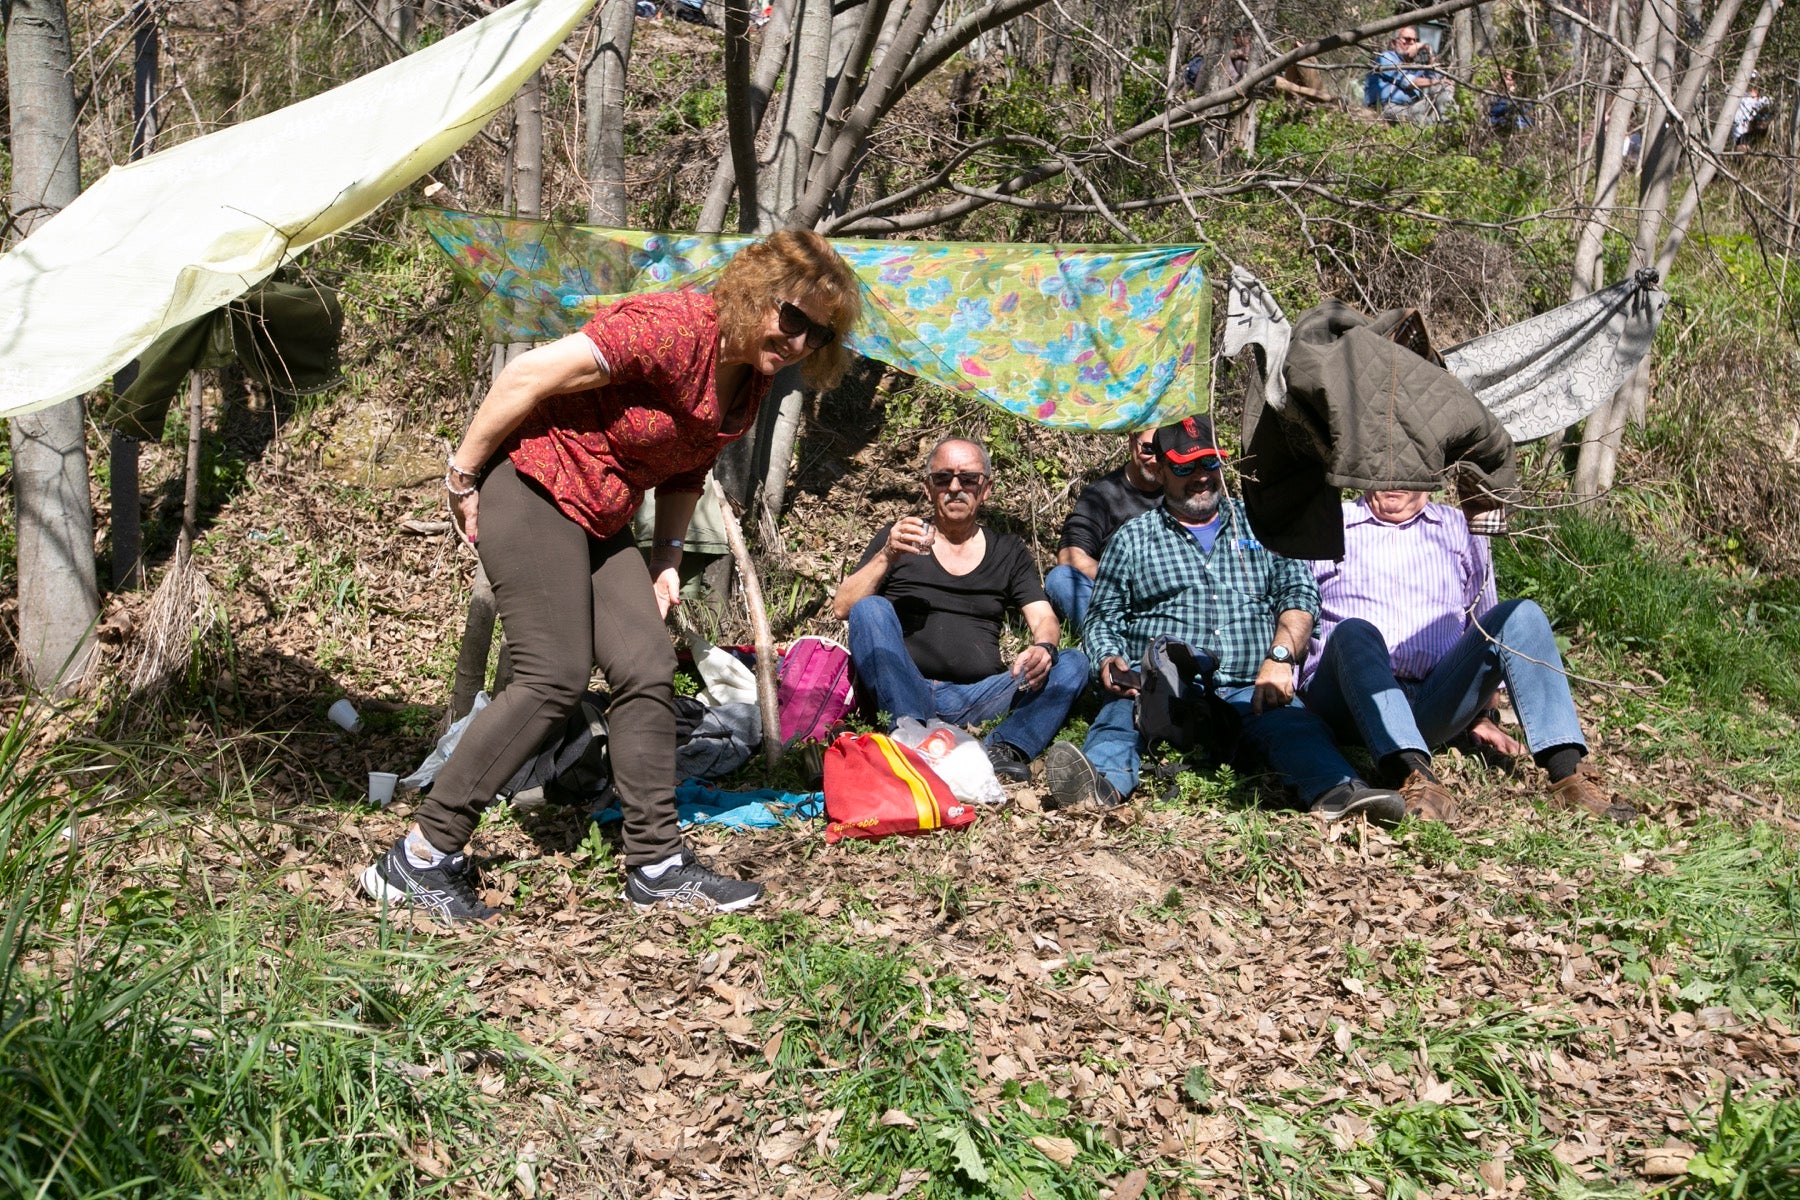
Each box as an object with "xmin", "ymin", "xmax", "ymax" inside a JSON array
[{"xmin": 362, "ymin": 230, "xmax": 860, "ymax": 924}]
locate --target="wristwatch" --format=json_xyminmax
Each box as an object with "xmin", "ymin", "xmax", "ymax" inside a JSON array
[{"xmin": 1266, "ymin": 645, "xmax": 1295, "ymax": 666}]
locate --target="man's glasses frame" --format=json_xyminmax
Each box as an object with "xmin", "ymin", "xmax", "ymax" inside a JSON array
[
  {"xmin": 927, "ymin": 470, "xmax": 989, "ymax": 490},
  {"xmin": 778, "ymin": 300, "xmax": 837, "ymax": 350},
  {"xmin": 1165, "ymin": 454, "xmax": 1226, "ymax": 476}
]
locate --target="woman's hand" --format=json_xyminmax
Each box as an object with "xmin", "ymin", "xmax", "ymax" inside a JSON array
[
  {"xmin": 449, "ymin": 487, "xmax": 480, "ymax": 544},
  {"xmin": 651, "ymin": 560, "xmax": 682, "ymax": 619}
]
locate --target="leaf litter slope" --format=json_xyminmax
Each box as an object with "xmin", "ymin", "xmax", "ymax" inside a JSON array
[{"xmin": 51, "ymin": 379, "xmax": 1800, "ymax": 1198}]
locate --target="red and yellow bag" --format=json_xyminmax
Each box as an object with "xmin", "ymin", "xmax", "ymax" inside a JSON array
[{"xmin": 822, "ymin": 731, "xmax": 977, "ymax": 844}]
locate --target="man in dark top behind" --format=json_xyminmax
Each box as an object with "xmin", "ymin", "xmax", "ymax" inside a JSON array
[
  {"xmin": 1046, "ymin": 430, "xmax": 1163, "ymax": 632},
  {"xmin": 832, "ymin": 437, "xmax": 1090, "ymax": 783}
]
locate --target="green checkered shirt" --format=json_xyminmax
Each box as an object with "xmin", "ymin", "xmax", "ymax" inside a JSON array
[{"xmin": 1084, "ymin": 498, "xmax": 1320, "ymax": 688}]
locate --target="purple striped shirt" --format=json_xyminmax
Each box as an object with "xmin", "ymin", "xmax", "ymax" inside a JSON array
[{"xmin": 1300, "ymin": 499, "xmax": 1498, "ymax": 689}]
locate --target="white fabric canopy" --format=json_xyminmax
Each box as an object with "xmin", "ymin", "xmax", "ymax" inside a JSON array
[{"xmin": 0, "ymin": 0, "xmax": 598, "ymax": 417}]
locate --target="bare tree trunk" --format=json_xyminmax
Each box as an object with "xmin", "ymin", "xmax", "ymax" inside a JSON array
[
  {"xmin": 1574, "ymin": 0, "xmax": 1781, "ymax": 498},
  {"xmin": 792, "ymin": 0, "xmax": 947, "ymax": 228},
  {"xmin": 112, "ymin": 0, "xmax": 161, "ymax": 591},
  {"xmin": 6, "ymin": 0, "xmax": 100, "ymax": 694},
  {"xmin": 764, "ymin": 0, "xmax": 833, "ymax": 225},
  {"xmin": 585, "ymin": 0, "xmax": 637, "ymax": 226},
  {"xmin": 721, "ymin": 0, "xmax": 761, "ymax": 232},
  {"xmin": 698, "ymin": 0, "xmax": 793, "ymax": 232},
  {"xmin": 1569, "ymin": 0, "xmax": 1657, "ymax": 301}
]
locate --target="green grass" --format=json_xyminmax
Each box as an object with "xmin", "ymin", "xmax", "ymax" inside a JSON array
[
  {"xmin": 690, "ymin": 915, "xmax": 1149, "ymax": 1199},
  {"xmin": 0, "ymin": 715, "xmax": 553, "ymax": 1198},
  {"xmin": 1679, "ymin": 1088, "xmax": 1800, "ymax": 1199}
]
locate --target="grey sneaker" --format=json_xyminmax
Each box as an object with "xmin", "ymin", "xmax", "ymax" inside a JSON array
[
  {"xmin": 1044, "ymin": 741, "xmax": 1123, "ymax": 809},
  {"xmin": 623, "ymin": 852, "xmax": 765, "ymax": 912},
  {"xmin": 984, "ymin": 739, "xmax": 1031, "ymax": 783},
  {"xmin": 360, "ymin": 837, "xmax": 500, "ymax": 926},
  {"xmin": 1309, "ymin": 781, "xmax": 1407, "ymax": 827}
]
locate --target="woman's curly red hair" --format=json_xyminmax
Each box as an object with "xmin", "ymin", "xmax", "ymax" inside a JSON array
[{"xmin": 714, "ymin": 230, "xmax": 861, "ymax": 391}]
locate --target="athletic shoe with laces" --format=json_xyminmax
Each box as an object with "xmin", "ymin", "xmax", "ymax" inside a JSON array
[
  {"xmin": 623, "ymin": 852, "xmax": 765, "ymax": 912},
  {"xmin": 1043, "ymin": 741, "xmax": 1123, "ymax": 809},
  {"xmin": 360, "ymin": 836, "xmax": 500, "ymax": 926},
  {"xmin": 984, "ymin": 739, "xmax": 1031, "ymax": 783}
]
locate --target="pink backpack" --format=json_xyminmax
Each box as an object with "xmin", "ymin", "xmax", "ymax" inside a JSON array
[{"xmin": 778, "ymin": 636, "xmax": 857, "ymax": 748}]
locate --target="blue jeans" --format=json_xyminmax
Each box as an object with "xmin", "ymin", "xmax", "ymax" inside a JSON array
[
  {"xmin": 1303, "ymin": 600, "xmax": 1586, "ymax": 760},
  {"xmin": 1082, "ymin": 687, "xmax": 1359, "ymax": 804},
  {"xmin": 1044, "ymin": 564, "xmax": 1094, "ymax": 633},
  {"xmin": 846, "ymin": 596, "xmax": 1089, "ymax": 759}
]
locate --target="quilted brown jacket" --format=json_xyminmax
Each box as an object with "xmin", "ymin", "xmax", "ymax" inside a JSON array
[{"xmin": 1238, "ymin": 300, "xmax": 1517, "ymax": 560}]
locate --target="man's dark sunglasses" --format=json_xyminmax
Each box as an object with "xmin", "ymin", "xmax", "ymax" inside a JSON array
[
  {"xmin": 1166, "ymin": 453, "xmax": 1226, "ymax": 476},
  {"xmin": 927, "ymin": 470, "xmax": 988, "ymax": 490},
  {"xmin": 778, "ymin": 300, "xmax": 837, "ymax": 350}
]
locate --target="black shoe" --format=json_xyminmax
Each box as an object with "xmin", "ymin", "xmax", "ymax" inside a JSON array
[
  {"xmin": 622, "ymin": 852, "xmax": 765, "ymax": 912},
  {"xmin": 360, "ymin": 837, "xmax": 501, "ymax": 926},
  {"xmin": 1044, "ymin": 741, "xmax": 1123, "ymax": 809},
  {"xmin": 1309, "ymin": 781, "xmax": 1407, "ymax": 827},
  {"xmin": 984, "ymin": 739, "xmax": 1031, "ymax": 783}
]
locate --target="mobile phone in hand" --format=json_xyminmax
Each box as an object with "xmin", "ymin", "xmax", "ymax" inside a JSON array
[{"xmin": 1112, "ymin": 667, "xmax": 1143, "ymax": 691}]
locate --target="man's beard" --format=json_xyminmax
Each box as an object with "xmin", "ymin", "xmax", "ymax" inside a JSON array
[{"xmin": 1167, "ymin": 485, "xmax": 1222, "ymax": 524}]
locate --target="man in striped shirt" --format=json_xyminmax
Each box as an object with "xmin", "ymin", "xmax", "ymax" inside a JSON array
[
  {"xmin": 1044, "ymin": 416, "xmax": 1407, "ymax": 821},
  {"xmin": 1301, "ymin": 490, "xmax": 1634, "ymax": 823}
]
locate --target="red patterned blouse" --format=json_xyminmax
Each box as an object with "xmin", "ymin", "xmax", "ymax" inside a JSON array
[{"xmin": 504, "ymin": 291, "xmax": 769, "ymax": 541}]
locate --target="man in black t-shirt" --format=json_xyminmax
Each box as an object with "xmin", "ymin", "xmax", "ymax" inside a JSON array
[
  {"xmin": 832, "ymin": 437, "xmax": 1090, "ymax": 783},
  {"xmin": 1046, "ymin": 430, "xmax": 1163, "ymax": 632}
]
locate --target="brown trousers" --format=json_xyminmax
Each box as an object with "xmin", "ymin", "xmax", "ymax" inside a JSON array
[{"xmin": 415, "ymin": 460, "xmax": 684, "ymax": 866}]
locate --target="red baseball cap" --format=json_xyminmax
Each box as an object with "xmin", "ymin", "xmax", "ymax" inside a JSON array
[{"xmin": 1153, "ymin": 416, "xmax": 1228, "ymax": 465}]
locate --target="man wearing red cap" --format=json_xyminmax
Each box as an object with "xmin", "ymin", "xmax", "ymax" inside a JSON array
[{"xmin": 1044, "ymin": 416, "xmax": 1407, "ymax": 822}]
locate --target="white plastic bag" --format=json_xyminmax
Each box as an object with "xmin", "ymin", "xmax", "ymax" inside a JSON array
[
  {"xmin": 686, "ymin": 632, "xmax": 758, "ymax": 707},
  {"xmin": 891, "ymin": 717, "xmax": 1007, "ymax": 806},
  {"xmin": 399, "ymin": 690, "xmax": 490, "ymax": 792}
]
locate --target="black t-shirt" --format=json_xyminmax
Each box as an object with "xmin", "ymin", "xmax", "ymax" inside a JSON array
[
  {"xmin": 856, "ymin": 524, "xmax": 1047, "ymax": 683},
  {"xmin": 1057, "ymin": 466, "xmax": 1161, "ymax": 558}
]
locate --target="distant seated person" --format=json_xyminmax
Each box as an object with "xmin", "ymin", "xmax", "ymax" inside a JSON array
[
  {"xmin": 1486, "ymin": 67, "xmax": 1533, "ymax": 132},
  {"xmin": 1045, "ymin": 417, "xmax": 1407, "ymax": 821},
  {"xmin": 1300, "ymin": 489, "xmax": 1636, "ymax": 824},
  {"xmin": 1365, "ymin": 26, "xmax": 1450, "ymax": 124},
  {"xmin": 1045, "ymin": 429, "xmax": 1163, "ymax": 632},
  {"xmin": 832, "ymin": 437, "xmax": 1089, "ymax": 783}
]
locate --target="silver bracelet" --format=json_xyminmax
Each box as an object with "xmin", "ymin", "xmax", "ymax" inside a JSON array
[{"xmin": 445, "ymin": 453, "xmax": 479, "ymax": 497}]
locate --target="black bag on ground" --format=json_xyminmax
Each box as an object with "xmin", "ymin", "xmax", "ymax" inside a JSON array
[
  {"xmin": 501, "ymin": 691, "xmax": 613, "ymax": 808},
  {"xmin": 1135, "ymin": 636, "xmax": 1241, "ymax": 759}
]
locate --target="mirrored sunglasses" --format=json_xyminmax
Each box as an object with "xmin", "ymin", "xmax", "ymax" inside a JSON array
[
  {"xmin": 1166, "ymin": 453, "xmax": 1226, "ymax": 476},
  {"xmin": 927, "ymin": 470, "xmax": 988, "ymax": 490},
  {"xmin": 778, "ymin": 300, "xmax": 837, "ymax": 350}
]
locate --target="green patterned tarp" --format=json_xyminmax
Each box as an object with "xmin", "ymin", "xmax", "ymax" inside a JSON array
[{"xmin": 420, "ymin": 209, "xmax": 1210, "ymax": 431}]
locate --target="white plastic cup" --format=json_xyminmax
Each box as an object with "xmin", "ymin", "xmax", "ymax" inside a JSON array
[
  {"xmin": 327, "ymin": 698, "xmax": 363, "ymax": 732},
  {"xmin": 368, "ymin": 771, "xmax": 399, "ymax": 806}
]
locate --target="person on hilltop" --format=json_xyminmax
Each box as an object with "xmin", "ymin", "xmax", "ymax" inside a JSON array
[
  {"xmin": 1299, "ymin": 488, "xmax": 1636, "ymax": 824},
  {"xmin": 1365, "ymin": 26, "xmax": 1451, "ymax": 124},
  {"xmin": 1046, "ymin": 416, "xmax": 1407, "ymax": 821},
  {"xmin": 1044, "ymin": 429, "xmax": 1163, "ymax": 633},
  {"xmin": 832, "ymin": 437, "xmax": 1090, "ymax": 785},
  {"xmin": 361, "ymin": 230, "xmax": 861, "ymax": 924}
]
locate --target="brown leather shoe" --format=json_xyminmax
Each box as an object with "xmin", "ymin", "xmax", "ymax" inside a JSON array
[
  {"xmin": 1548, "ymin": 762, "xmax": 1636, "ymax": 823},
  {"xmin": 1397, "ymin": 769, "xmax": 1457, "ymax": 823}
]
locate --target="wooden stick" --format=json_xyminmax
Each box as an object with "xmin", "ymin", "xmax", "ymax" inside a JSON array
[{"xmin": 717, "ymin": 495, "xmax": 781, "ymax": 768}]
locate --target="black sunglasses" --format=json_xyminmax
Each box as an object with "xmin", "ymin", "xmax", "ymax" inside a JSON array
[
  {"xmin": 927, "ymin": 470, "xmax": 988, "ymax": 490},
  {"xmin": 1166, "ymin": 454, "xmax": 1226, "ymax": 476},
  {"xmin": 778, "ymin": 300, "xmax": 837, "ymax": 350}
]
